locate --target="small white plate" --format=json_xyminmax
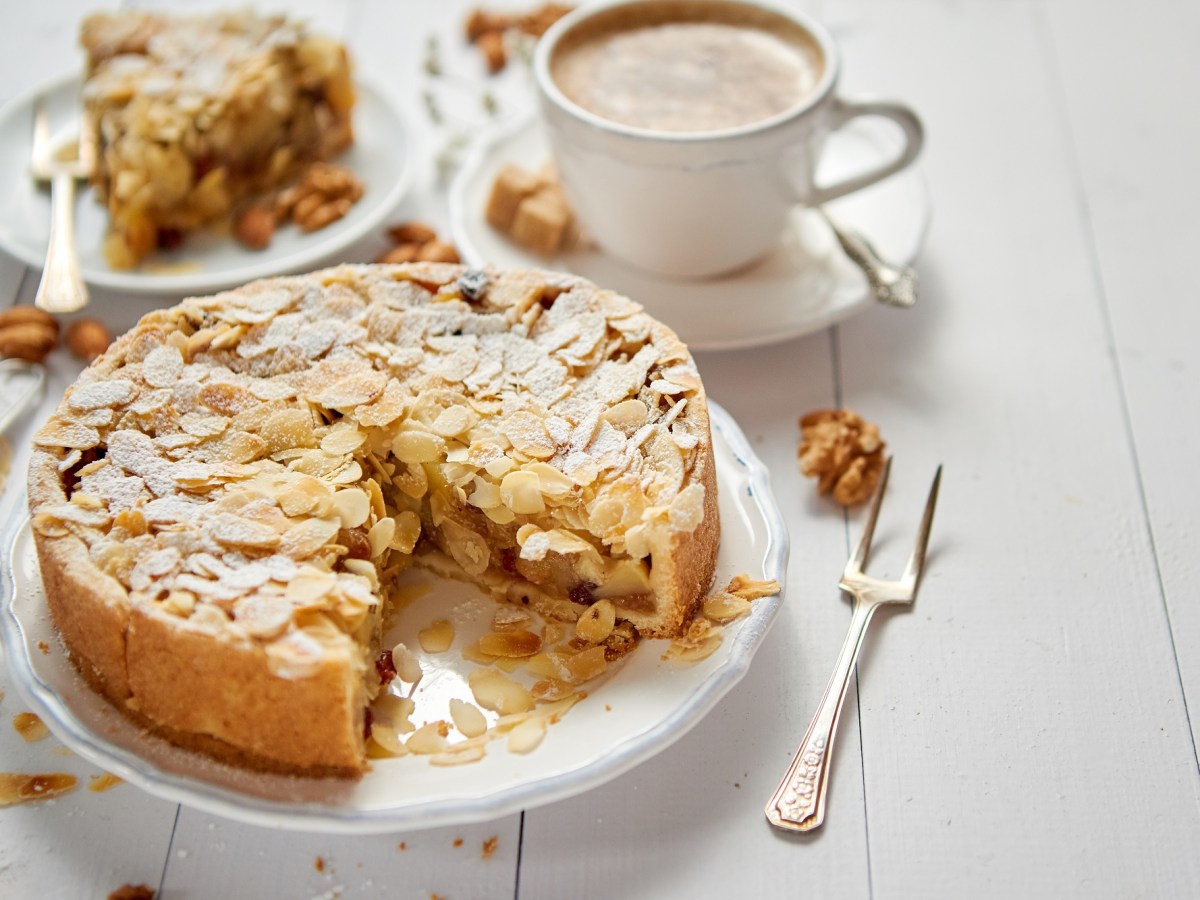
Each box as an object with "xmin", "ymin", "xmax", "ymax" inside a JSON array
[
  {"xmin": 0, "ymin": 73, "xmax": 414, "ymax": 296},
  {"xmin": 0, "ymin": 402, "xmax": 787, "ymax": 833},
  {"xmin": 450, "ymin": 114, "xmax": 931, "ymax": 351}
]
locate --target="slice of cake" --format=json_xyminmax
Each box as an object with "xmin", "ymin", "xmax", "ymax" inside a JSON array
[
  {"xmin": 28, "ymin": 263, "xmax": 719, "ymax": 776},
  {"xmin": 79, "ymin": 11, "xmax": 356, "ymax": 268}
]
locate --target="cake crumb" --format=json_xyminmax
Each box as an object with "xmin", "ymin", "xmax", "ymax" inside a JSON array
[
  {"xmin": 37, "ymin": 641, "xmax": 49, "ymax": 655},
  {"xmin": 13, "ymin": 712, "xmax": 48, "ymax": 742},
  {"xmin": 453, "ymin": 837, "xmax": 464, "ymax": 848},
  {"xmin": 482, "ymin": 835, "xmax": 499, "ymax": 859},
  {"xmin": 397, "ymin": 841, "xmax": 407, "ymax": 851},
  {"xmin": 314, "ymin": 855, "xmax": 325, "ymax": 873},
  {"xmin": 89, "ymin": 772, "xmax": 123, "ymax": 793},
  {"xmin": 107, "ymin": 885, "xmax": 154, "ymax": 900},
  {"xmin": 0, "ymin": 773, "xmax": 78, "ymax": 806}
]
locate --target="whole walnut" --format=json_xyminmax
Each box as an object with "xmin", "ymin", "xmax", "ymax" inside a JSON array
[
  {"xmin": 0, "ymin": 307, "xmax": 59, "ymax": 363},
  {"xmin": 798, "ymin": 408, "xmax": 886, "ymax": 506}
]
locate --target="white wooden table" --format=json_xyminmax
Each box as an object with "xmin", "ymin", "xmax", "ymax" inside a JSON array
[{"xmin": 2, "ymin": 0, "xmax": 1199, "ymax": 897}]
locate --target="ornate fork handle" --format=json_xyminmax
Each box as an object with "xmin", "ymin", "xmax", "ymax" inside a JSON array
[
  {"xmin": 766, "ymin": 595, "xmax": 880, "ymax": 832},
  {"xmin": 35, "ymin": 170, "xmax": 88, "ymax": 314},
  {"xmin": 766, "ymin": 461, "xmax": 941, "ymax": 834}
]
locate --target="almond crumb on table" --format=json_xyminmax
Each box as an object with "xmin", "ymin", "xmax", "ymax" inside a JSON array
[
  {"xmin": 464, "ymin": 3, "xmax": 575, "ymax": 73},
  {"xmin": 12, "ymin": 712, "xmax": 49, "ymax": 742},
  {"xmin": 107, "ymin": 886, "xmax": 155, "ymax": 900},
  {"xmin": 482, "ymin": 835, "xmax": 499, "ymax": 859},
  {"xmin": 0, "ymin": 772, "xmax": 78, "ymax": 806},
  {"xmin": 798, "ymin": 408, "xmax": 887, "ymax": 506},
  {"xmin": 88, "ymin": 772, "xmax": 123, "ymax": 792}
]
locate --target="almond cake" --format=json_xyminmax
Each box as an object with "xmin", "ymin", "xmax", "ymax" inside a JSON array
[
  {"xmin": 27, "ymin": 263, "xmax": 719, "ymax": 776},
  {"xmin": 79, "ymin": 11, "xmax": 356, "ymax": 268}
]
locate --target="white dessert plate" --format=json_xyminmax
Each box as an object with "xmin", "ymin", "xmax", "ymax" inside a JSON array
[
  {"xmin": 0, "ymin": 402, "xmax": 787, "ymax": 834},
  {"xmin": 0, "ymin": 73, "xmax": 413, "ymax": 296},
  {"xmin": 450, "ymin": 114, "xmax": 932, "ymax": 351}
]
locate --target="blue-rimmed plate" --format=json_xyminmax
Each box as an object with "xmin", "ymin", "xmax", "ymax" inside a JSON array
[{"xmin": 0, "ymin": 402, "xmax": 787, "ymax": 833}]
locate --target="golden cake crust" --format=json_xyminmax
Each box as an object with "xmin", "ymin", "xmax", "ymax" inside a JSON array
[{"xmin": 28, "ymin": 263, "xmax": 719, "ymax": 777}]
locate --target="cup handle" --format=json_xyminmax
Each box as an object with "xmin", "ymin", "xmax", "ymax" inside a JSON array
[{"xmin": 807, "ymin": 97, "xmax": 924, "ymax": 206}]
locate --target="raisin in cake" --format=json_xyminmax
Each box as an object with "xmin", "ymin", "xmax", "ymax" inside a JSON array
[
  {"xmin": 28, "ymin": 263, "xmax": 719, "ymax": 776},
  {"xmin": 80, "ymin": 11, "xmax": 355, "ymax": 268}
]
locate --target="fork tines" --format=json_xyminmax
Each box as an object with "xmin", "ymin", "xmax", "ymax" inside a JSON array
[{"xmin": 842, "ymin": 458, "xmax": 942, "ymax": 598}]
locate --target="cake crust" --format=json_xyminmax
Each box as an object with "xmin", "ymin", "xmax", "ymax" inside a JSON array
[{"xmin": 28, "ymin": 263, "xmax": 719, "ymax": 776}]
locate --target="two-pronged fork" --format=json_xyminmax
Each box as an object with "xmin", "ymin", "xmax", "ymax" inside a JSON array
[
  {"xmin": 766, "ymin": 459, "xmax": 942, "ymax": 833},
  {"xmin": 30, "ymin": 97, "xmax": 94, "ymax": 314}
]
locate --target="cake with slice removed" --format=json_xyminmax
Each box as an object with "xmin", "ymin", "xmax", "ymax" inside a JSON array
[{"xmin": 27, "ymin": 263, "xmax": 719, "ymax": 776}]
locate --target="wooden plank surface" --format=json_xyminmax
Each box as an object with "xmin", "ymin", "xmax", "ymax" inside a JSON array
[
  {"xmin": 0, "ymin": 0, "xmax": 1198, "ymax": 897},
  {"xmin": 1047, "ymin": 0, "xmax": 1200, "ymax": 755}
]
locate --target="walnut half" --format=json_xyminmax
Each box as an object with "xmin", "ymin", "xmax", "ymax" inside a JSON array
[{"xmin": 798, "ymin": 408, "xmax": 886, "ymax": 506}]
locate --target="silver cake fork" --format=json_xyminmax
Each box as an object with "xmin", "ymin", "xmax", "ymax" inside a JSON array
[{"xmin": 766, "ymin": 458, "xmax": 942, "ymax": 832}]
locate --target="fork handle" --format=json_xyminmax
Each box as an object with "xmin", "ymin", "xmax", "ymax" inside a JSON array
[
  {"xmin": 766, "ymin": 597, "xmax": 879, "ymax": 832},
  {"xmin": 35, "ymin": 171, "xmax": 88, "ymax": 314}
]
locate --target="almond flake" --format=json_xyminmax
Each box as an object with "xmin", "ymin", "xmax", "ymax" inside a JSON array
[{"xmin": 506, "ymin": 716, "xmax": 547, "ymax": 754}]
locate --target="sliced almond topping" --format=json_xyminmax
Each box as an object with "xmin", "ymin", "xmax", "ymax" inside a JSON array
[
  {"xmin": 330, "ymin": 488, "xmax": 370, "ymax": 528},
  {"xmin": 406, "ymin": 721, "xmax": 451, "ymax": 754},
  {"xmin": 506, "ymin": 716, "xmax": 548, "ymax": 754},
  {"xmin": 574, "ymin": 599, "xmax": 616, "ymax": 644},
  {"xmin": 726, "ymin": 575, "xmax": 782, "ymax": 600},
  {"xmin": 366, "ymin": 516, "xmax": 396, "ymax": 557},
  {"xmin": 392, "ymin": 430, "xmax": 444, "ymax": 465},
  {"xmin": 391, "ymin": 642, "xmax": 424, "ymax": 684},
  {"xmin": 500, "ymin": 469, "xmax": 544, "ymax": 515},
  {"xmin": 478, "ymin": 629, "xmax": 542, "ymax": 658},
  {"xmin": 430, "ymin": 405, "xmax": 475, "ymax": 438},
  {"xmin": 468, "ymin": 668, "xmax": 535, "ymax": 715},
  {"xmin": 492, "ymin": 607, "xmax": 531, "ymax": 632},
  {"xmin": 392, "ymin": 511, "xmax": 422, "ymax": 553},
  {"xmin": 702, "ymin": 591, "xmax": 752, "ymax": 623},
  {"xmin": 372, "ymin": 693, "xmax": 417, "ymax": 733},
  {"xmin": 430, "ymin": 743, "xmax": 487, "ymax": 766},
  {"xmin": 503, "ymin": 410, "xmax": 556, "ymax": 459},
  {"xmin": 418, "ymin": 619, "xmax": 455, "ymax": 653},
  {"xmin": 369, "ymin": 722, "xmax": 409, "ymax": 757},
  {"xmin": 320, "ymin": 425, "xmax": 367, "ymax": 455},
  {"xmin": 449, "ymin": 698, "xmax": 488, "ymax": 738}
]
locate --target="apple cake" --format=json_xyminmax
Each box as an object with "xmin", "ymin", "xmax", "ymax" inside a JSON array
[
  {"xmin": 28, "ymin": 263, "xmax": 719, "ymax": 776},
  {"xmin": 79, "ymin": 10, "xmax": 356, "ymax": 269}
]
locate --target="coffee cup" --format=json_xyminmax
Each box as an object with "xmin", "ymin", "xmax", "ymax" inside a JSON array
[{"xmin": 533, "ymin": 0, "xmax": 924, "ymax": 279}]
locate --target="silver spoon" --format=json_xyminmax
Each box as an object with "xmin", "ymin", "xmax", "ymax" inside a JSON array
[{"xmin": 819, "ymin": 208, "xmax": 919, "ymax": 309}]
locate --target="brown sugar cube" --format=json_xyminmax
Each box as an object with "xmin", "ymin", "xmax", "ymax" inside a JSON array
[
  {"xmin": 511, "ymin": 188, "xmax": 571, "ymax": 255},
  {"xmin": 485, "ymin": 163, "xmax": 542, "ymax": 231}
]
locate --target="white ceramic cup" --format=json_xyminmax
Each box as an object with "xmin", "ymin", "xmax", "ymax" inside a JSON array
[{"xmin": 534, "ymin": 0, "xmax": 924, "ymax": 279}]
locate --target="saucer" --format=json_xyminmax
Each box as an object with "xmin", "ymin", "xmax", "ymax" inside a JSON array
[{"xmin": 450, "ymin": 114, "xmax": 931, "ymax": 351}]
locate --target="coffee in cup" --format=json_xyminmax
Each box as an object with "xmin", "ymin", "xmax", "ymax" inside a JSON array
[
  {"xmin": 550, "ymin": 3, "xmax": 825, "ymax": 135},
  {"xmin": 534, "ymin": 0, "xmax": 924, "ymax": 280}
]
